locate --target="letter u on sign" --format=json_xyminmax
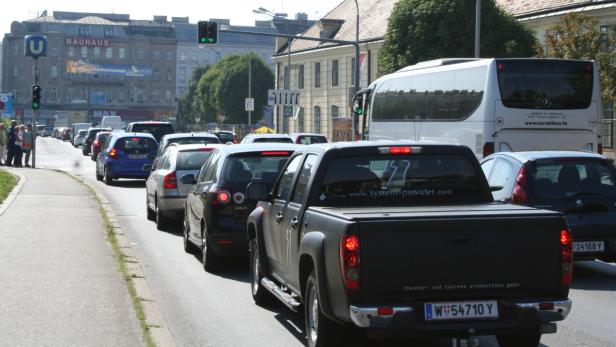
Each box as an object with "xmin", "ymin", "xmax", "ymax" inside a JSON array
[{"xmin": 24, "ymin": 35, "xmax": 48, "ymax": 58}]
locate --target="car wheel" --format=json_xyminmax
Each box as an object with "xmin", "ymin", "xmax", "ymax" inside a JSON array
[
  {"xmin": 155, "ymin": 198, "xmax": 170, "ymax": 231},
  {"xmin": 305, "ymin": 270, "xmax": 347, "ymax": 347},
  {"xmin": 201, "ymin": 228, "xmax": 220, "ymax": 272},
  {"xmin": 183, "ymin": 212, "xmax": 198, "ymax": 254},
  {"xmin": 146, "ymin": 194, "xmax": 156, "ymax": 221},
  {"xmin": 496, "ymin": 334, "xmax": 541, "ymax": 347},
  {"xmin": 103, "ymin": 166, "xmax": 113, "ymax": 185},
  {"xmin": 249, "ymin": 238, "xmax": 274, "ymax": 305},
  {"xmin": 96, "ymin": 168, "xmax": 103, "ymax": 181}
]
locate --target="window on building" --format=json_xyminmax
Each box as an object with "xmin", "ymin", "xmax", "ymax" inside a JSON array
[
  {"xmin": 12, "ymin": 89, "xmax": 17, "ymax": 102},
  {"xmin": 51, "ymin": 66, "xmax": 58, "ymax": 78},
  {"xmin": 600, "ymin": 25, "xmax": 611, "ymax": 52},
  {"xmin": 297, "ymin": 107, "xmax": 305, "ymax": 132},
  {"xmin": 152, "ymin": 93, "xmax": 160, "ymax": 103},
  {"xmin": 51, "ymin": 47, "xmax": 58, "ymax": 57},
  {"xmin": 180, "ymin": 50, "xmax": 186, "ymax": 61},
  {"xmin": 106, "ymin": 47, "xmax": 113, "ymax": 59},
  {"xmin": 13, "ymin": 45, "xmax": 18, "ymax": 56},
  {"xmin": 167, "ymin": 70, "xmax": 173, "ymax": 81},
  {"xmin": 179, "ymin": 67, "xmax": 187, "ymax": 83},
  {"xmin": 119, "ymin": 48, "xmax": 126, "ymax": 59},
  {"xmin": 93, "ymin": 47, "xmax": 100, "ymax": 57},
  {"xmin": 67, "ymin": 88, "xmax": 75, "ymax": 101},
  {"xmin": 106, "ymin": 89, "xmax": 112, "ymax": 102},
  {"xmin": 104, "ymin": 26, "xmax": 116, "ymax": 37},
  {"xmin": 154, "ymin": 51, "xmax": 160, "ymax": 61},
  {"xmin": 153, "ymin": 70, "xmax": 160, "ymax": 81},
  {"xmin": 298, "ymin": 64, "xmax": 305, "ymax": 89},
  {"xmin": 137, "ymin": 49, "xmax": 145, "ymax": 60},
  {"xmin": 67, "ymin": 47, "xmax": 75, "ymax": 57},
  {"xmin": 351, "ymin": 57, "xmax": 356, "ymax": 86},
  {"xmin": 314, "ymin": 106, "xmax": 321, "ymax": 134},
  {"xmin": 315, "ymin": 62, "xmax": 321, "ymax": 88},
  {"xmin": 332, "ymin": 60, "xmax": 339, "ymax": 87},
  {"xmin": 166, "ymin": 51, "xmax": 173, "ymax": 61},
  {"xmin": 12, "ymin": 67, "xmax": 18, "ymax": 77},
  {"xmin": 49, "ymin": 88, "xmax": 58, "ymax": 100},
  {"xmin": 81, "ymin": 46, "xmax": 88, "ymax": 58},
  {"xmin": 118, "ymin": 91, "xmax": 126, "ymax": 102},
  {"xmin": 78, "ymin": 26, "xmax": 90, "ymax": 36},
  {"xmin": 137, "ymin": 91, "xmax": 144, "ymax": 102},
  {"xmin": 331, "ymin": 105, "xmax": 339, "ymax": 118},
  {"xmin": 284, "ymin": 66, "xmax": 289, "ymax": 89},
  {"xmin": 165, "ymin": 90, "xmax": 172, "ymax": 103}
]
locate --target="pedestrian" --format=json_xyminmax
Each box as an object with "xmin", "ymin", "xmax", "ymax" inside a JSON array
[
  {"xmin": 22, "ymin": 124, "xmax": 33, "ymax": 167},
  {"xmin": 6, "ymin": 120, "xmax": 17, "ymax": 167},
  {"xmin": 0, "ymin": 123, "xmax": 6, "ymax": 165},
  {"xmin": 13, "ymin": 124, "xmax": 24, "ymax": 167}
]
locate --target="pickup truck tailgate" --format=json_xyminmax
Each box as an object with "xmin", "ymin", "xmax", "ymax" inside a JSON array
[{"xmin": 349, "ymin": 204, "xmax": 566, "ymax": 302}]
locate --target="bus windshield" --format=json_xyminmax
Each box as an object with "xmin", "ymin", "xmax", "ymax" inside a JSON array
[{"xmin": 497, "ymin": 60, "xmax": 593, "ymax": 110}]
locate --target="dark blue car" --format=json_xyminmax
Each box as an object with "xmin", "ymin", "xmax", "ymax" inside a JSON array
[{"xmin": 96, "ymin": 132, "xmax": 158, "ymax": 185}]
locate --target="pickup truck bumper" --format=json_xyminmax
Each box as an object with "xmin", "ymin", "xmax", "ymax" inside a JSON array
[{"xmin": 349, "ymin": 299, "xmax": 571, "ymax": 337}]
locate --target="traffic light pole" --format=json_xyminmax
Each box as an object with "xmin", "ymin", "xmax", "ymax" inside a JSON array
[{"xmin": 32, "ymin": 57, "xmax": 39, "ymax": 169}]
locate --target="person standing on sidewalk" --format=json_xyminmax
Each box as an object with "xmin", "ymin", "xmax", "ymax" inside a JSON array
[
  {"xmin": 6, "ymin": 120, "xmax": 17, "ymax": 167},
  {"xmin": 22, "ymin": 124, "xmax": 33, "ymax": 167},
  {"xmin": 13, "ymin": 124, "xmax": 24, "ymax": 167},
  {"xmin": 0, "ymin": 123, "xmax": 7, "ymax": 165}
]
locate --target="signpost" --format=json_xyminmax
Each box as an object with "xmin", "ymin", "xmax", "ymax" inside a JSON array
[{"xmin": 24, "ymin": 35, "xmax": 48, "ymax": 169}]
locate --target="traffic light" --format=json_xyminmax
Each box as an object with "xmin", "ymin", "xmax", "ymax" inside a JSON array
[
  {"xmin": 32, "ymin": 85, "xmax": 42, "ymax": 110},
  {"xmin": 198, "ymin": 21, "xmax": 218, "ymax": 44}
]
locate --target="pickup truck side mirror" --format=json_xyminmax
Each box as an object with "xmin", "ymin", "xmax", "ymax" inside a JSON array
[
  {"xmin": 143, "ymin": 164, "xmax": 153, "ymax": 172},
  {"xmin": 246, "ymin": 181, "xmax": 270, "ymax": 201},
  {"xmin": 180, "ymin": 174, "xmax": 197, "ymax": 185}
]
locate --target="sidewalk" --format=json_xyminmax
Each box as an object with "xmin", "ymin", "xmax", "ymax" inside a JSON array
[{"xmin": 0, "ymin": 168, "xmax": 143, "ymax": 346}]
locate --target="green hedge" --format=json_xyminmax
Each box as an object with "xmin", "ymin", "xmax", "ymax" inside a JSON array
[{"xmin": 0, "ymin": 170, "xmax": 17, "ymax": 204}]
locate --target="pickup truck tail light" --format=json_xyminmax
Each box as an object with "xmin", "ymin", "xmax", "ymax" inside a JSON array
[
  {"xmin": 511, "ymin": 166, "xmax": 528, "ymax": 204},
  {"xmin": 560, "ymin": 229, "xmax": 573, "ymax": 288},
  {"xmin": 340, "ymin": 235, "xmax": 360, "ymax": 291},
  {"xmin": 164, "ymin": 172, "xmax": 177, "ymax": 189}
]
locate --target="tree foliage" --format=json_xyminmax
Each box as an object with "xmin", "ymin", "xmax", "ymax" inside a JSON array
[
  {"xmin": 541, "ymin": 13, "xmax": 616, "ymax": 105},
  {"xmin": 196, "ymin": 53, "xmax": 274, "ymax": 125},
  {"xmin": 379, "ymin": 0, "xmax": 537, "ymax": 73},
  {"xmin": 176, "ymin": 66, "xmax": 209, "ymax": 131}
]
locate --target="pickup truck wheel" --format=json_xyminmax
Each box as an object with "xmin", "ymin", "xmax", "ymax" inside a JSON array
[
  {"xmin": 496, "ymin": 333, "xmax": 541, "ymax": 347},
  {"xmin": 201, "ymin": 233, "xmax": 220, "ymax": 272},
  {"xmin": 249, "ymin": 239, "xmax": 274, "ymax": 306},
  {"xmin": 305, "ymin": 271, "xmax": 343, "ymax": 347}
]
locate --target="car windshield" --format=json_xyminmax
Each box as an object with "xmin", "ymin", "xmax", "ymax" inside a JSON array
[
  {"xmin": 177, "ymin": 150, "xmax": 213, "ymax": 170},
  {"xmin": 115, "ymin": 137, "xmax": 157, "ymax": 154},
  {"xmin": 221, "ymin": 153, "xmax": 292, "ymax": 187},
  {"xmin": 297, "ymin": 135, "xmax": 327, "ymax": 144},
  {"xmin": 167, "ymin": 136, "xmax": 220, "ymax": 147},
  {"xmin": 317, "ymin": 154, "xmax": 486, "ymax": 206},
  {"xmin": 131, "ymin": 124, "xmax": 173, "ymax": 141},
  {"xmin": 532, "ymin": 159, "xmax": 616, "ymax": 199},
  {"xmin": 254, "ymin": 137, "xmax": 293, "ymax": 143}
]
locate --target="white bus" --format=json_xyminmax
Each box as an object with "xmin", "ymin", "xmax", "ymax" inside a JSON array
[{"xmin": 353, "ymin": 58, "xmax": 603, "ymax": 157}]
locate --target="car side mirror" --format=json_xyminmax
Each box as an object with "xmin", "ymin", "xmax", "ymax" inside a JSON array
[
  {"xmin": 143, "ymin": 164, "xmax": 153, "ymax": 172},
  {"xmin": 180, "ymin": 174, "xmax": 197, "ymax": 185},
  {"xmin": 246, "ymin": 181, "xmax": 270, "ymax": 201},
  {"xmin": 489, "ymin": 185, "xmax": 504, "ymax": 192}
]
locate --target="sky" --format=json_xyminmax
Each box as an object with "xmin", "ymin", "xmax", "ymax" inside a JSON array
[{"xmin": 0, "ymin": 0, "xmax": 343, "ymax": 35}]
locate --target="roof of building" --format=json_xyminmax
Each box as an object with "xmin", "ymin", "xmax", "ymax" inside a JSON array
[
  {"xmin": 495, "ymin": 0, "xmax": 616, "ymax": 18},
  {"xmin": 277, "ymin": 0, "xmax": 398, "ymax": 55}
]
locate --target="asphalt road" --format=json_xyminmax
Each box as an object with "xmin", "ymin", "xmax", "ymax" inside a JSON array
[{"xmin": 36, "ymin": 137, "xmax": 616, "ymax": 347}]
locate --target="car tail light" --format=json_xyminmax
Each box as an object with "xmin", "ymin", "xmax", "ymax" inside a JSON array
[
  {"xmin": 598, "ymin": 143, "xmax": 603, "ymax": 154},
  {"xmin": 109, "ymin": 148, "xmax": 118, "ymax": 158},
  {"xmin": 560, "ymin": 229, "xmax": 573, "ymax": 289},
  {"xmin": 378, "ymin": 146, "xmax": 421, "ymax": 155},
  {"xmin": 483, "ymin": 142, "xmax": 494, "ymax": 157},
  {"xmin": 511, "ymin": 166, "xmax": 528, "ymax": 204},
  {"xmin": 340, "ymin": 235, "xmax": 360, "ymax": 291},
  {"xmin": 261, "ymin": 151, "xmax": 290, "ymax": 156},
  {"xmin": 93, "ymin": 140, "xmax": 99, "ymax": 147},
  {"xmin": 164, "ymin": 172, "xmax": 177, "ymax": 189},
  {"xmin": 212, "ymin": 189, "xmax": 232, "ymax": 205}
]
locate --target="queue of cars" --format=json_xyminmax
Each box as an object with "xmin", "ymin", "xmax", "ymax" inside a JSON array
[{"xmin": 55, "ymin": 120, "xmax": 616, "ymax": 346}]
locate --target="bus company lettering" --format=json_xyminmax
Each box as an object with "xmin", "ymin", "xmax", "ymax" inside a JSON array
[{"xmin": 65, "ymin": 38, "xmax": 110, "ymax": 47}]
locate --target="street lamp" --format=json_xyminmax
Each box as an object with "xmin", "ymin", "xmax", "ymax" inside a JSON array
[{"xmin": 352, "ymin": 0, "xmax": 360, "ymax": 140}]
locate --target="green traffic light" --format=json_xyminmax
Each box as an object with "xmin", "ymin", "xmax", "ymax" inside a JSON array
[
  {"xmin": 32, "ymin": 102, "xmax": 40, "ymax": 110},
  {"xmin": 208, "ymin": 38, "xmax": 214, "ymax": 43},
  {"xmin": 201, "ymin": 37, "xmax": 206, "ymax": 43}
]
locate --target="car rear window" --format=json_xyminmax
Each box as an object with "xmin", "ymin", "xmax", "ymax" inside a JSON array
[
  {"xmin": 297, "ymin": 136, "xmax": 327, "ymax": 144},
  {"xmin": 130, "ymin": 124, "xmax": 174, "ymax": 140},
  {"xmin": 221, "ymin": 152, "xmax": 292, "ymax": 186},
  {"xmin": 78, "ymin": 130, "xmax": 88, "ymax": 136},
  {"xmin": 177, "ymin": 150, "xmax": 213, "ymax": 170},
  {"xmin": 167, "ymin": 136, "xmax": 220, "ymax": 147},
  {"xmin": 254, "ymin": 137, "xmax": 293, "ymax": 143},
  {"xmin": 115, "ymin": 137, "xmax": 157, "ymax": 154},
  {"xmin": 88, "ymin": 128, "xmax": 110, "ymax": 139},
  {"xmin": 532, "ymin": 159, "xmax": 616, "ymax": 199},
  {"xmin": 317, "ymin": 154, "xmax": 486, "ymax": 206},
  {"xmin": 217, "ymin": 133, "xmax": 236, "ymax": 143}
]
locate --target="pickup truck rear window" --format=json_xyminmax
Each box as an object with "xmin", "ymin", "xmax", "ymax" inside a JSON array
[{"xmin": 318, "ymin": 154, "xmax": 486, "ymax": 206}]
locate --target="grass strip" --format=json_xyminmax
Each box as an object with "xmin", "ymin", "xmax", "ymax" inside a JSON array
[{"xmin": 0, "ymin": 169, "xmax": 18, "ymax": 204}]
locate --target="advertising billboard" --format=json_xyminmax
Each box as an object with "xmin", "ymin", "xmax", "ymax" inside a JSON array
[
  {"xmin": 67, "ymin": 60, "xmax": 152, "ymax": 78},
  {"xmin": 0, "ymin": 93, "xmax": 14, "ymax": 118}
]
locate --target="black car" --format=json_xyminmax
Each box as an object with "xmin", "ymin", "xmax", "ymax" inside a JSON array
[
  {"xmin": 481, "ymin": 151, "xmax": 616, "ymax": 262},
  {"xmin": 82, "ymin": 127, "xmax": 112, "ymax": 155},
  {"xmin": 183, "ymin": 143, "xmax": 299, "ymax": 271},
  {"xmin": 126, "ymin": 121, "xmax": 174, "ymax": 142}
]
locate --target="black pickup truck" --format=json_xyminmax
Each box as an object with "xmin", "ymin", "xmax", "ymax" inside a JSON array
[{"xmin": 246, "ymin": 142, "xmax": 572, "ymax": 347}]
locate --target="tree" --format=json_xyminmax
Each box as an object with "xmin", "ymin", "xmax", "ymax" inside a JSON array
[
  {"xmin": 176, "ymin": 66, "xmax": 209, "ymax": 131},
  {"xmin": 379, "ymin": 0, "xmax": 537, "ymax": 73},
  {"xmin": 196, "ymin": 53, "xmax": 274, "ymax": 125},
  {"xmin": 541, "ymin": 13, "xmax": 616, "ymax": 107}
]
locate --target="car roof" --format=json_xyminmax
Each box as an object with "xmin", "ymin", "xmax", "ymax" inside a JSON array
[
  {"xmin": 170, "ymin": 143, "xmax": 225, "ymax": 152},
  {"xmin": 128, "ymin": 121, "xmax": 172, "ymax": 125},
  {"xmin": 111, "ymin": 132, "xmax": 156, "ymax": 140},
  {"xmin": 162, "ymin": 132, "xmax": 218, "ymax": 141},
  {"xmin": 248, "ymin": 133, "xmax": 292, "ymax": 138},
  {"xmin": 214, "ymin": 143, "xmax": 301, "ymax": 155},
  {"xmin": 290, "ymin": 133, "xmax": 326, "ymax": 137},
  {"xmin": 486, "ymin": 151, "xmax": 605, "ymax": 163}
]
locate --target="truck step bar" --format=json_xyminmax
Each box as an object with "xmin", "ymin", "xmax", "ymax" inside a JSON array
[{"xmin": 261, "ymin": 277, "xmax": 302, "ymax": 312}]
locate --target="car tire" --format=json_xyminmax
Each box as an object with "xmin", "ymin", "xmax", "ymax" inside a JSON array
[
  {"xmin": 155, "ymin": 198, "xmax": 170, "ymax": 231},
  {"xmin": 496, "ymin": 333, "xmax": 541, "ymax": 347},
  {"xmin": 96, "ymin": 168, "xmax": 103, "ymax": 181},
  {"xmin": 146, "ymin": 194, "xmax": 156, "ymax": 221},
  {"xmin": 103, "ymin": 166, "xmax": 113, "ymax": 185},
  {"xmin": 201, "ymin": 228, "xmax": 220, "ymax": 272},
  {"xmin": 183, "ymin": 212, "xmax": 198, "ymax": 254},
  {"xmin": 249, "ymin": 238, "xmax": 274, "ymax": 306},
  {"xmin": 305, "ymin": 270, "xmax": 351, "ymax": 347}
]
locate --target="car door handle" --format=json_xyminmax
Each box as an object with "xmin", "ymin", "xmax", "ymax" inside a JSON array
[
  {"xmin": 275, "ymin": 212, "xmax": 284, "ymax": 223},
  {"xmin": 290, "ymin": 217, "xmax": 298, "ymax": 230}
]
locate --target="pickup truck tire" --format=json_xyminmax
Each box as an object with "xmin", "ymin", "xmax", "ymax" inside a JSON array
[
  {"xmin": 249, "ymin": 239, "xmax": 274, "ymax": 306},
  {"xmin": 496, "ymin": 333, "xmax": 541, "ymax": 347},
  {"xmin": 305, "ymin": 271, "xmax": 350, "ymax": 347}
]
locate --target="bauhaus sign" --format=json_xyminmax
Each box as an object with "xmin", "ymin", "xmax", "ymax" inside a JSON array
[
  {"xmin": 65, "ymin": 37, "xmax": 110, "ymax": 47},
  {"xmin": 24, "ymin": 35, "xmax": 48, "ymax": 58}
]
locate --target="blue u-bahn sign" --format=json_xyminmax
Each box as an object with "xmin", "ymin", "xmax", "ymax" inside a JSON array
[{"xmin": 24, "ymin": 35, "xmax": 48, "ymax": 58}]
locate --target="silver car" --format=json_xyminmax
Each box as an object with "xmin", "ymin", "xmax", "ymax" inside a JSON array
[
  {"xmin": 145, "ymin": 143, "xmax": 223, "ymax": 230},
  {"xmin": 73, "ymin": 129, "xmax": 88, "ymax": 147}
]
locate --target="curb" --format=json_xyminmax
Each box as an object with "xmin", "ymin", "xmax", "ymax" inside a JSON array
[
  {"xmin": 59, "ymin": 170, "xmax": 176, "ymax": 347},
  {"xmin": 0, "ymin": 169, "xmax": 26, "ymax": 217}
]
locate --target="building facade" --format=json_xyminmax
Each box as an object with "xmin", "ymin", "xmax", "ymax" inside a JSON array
[
  {"xmin": 271, "ymin": 0, "xmax": 397, "ymax": 140},
  {"xmin": 2, "ymin": 11, "xmax": 178, "ymax": 125}
]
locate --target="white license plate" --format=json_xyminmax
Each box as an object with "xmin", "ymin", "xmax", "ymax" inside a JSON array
[
  {"xmin": 573, "ymin": 241, "xmax": 605, "ymax": 253},
  {"xmin": 425, "ymin": 300, "xmax": 498, "ymax": 321},
  {"xmin": 128, "ymin": 154, "xmax": 147, "ymax": 159}
]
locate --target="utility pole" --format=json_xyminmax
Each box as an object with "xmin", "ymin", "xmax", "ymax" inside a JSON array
[
  {"xmin": 32, "ymin": 58, "xmax": 39, "ymax": 168},
  {"xmin": 24, "ymin": 35, "xmax": 47, "ymax": 169},
  {"xmin": 248, "ymin": 55, "xmax": 252, "ymax": 130},
  {"xmin": 475, "ymin": 0, "xmax": 481, "ymax": 58},
  {"xmin": 353, "ymin": 0, "xmax": 360, "ymax": 140}
]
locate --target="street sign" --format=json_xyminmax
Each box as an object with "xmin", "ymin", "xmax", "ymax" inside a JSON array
[
  {"xmin": 24, "ymin": 35, "xmax": 48, "ymax": 58},
  {"xmin": 245, "ymin": 98, "xmax": 255, "ymax": 112},
  {"xmin": 283, "ymin": 106, "xmax": 294, "ymax": 118},
  {"xmin": 268, "ymin": 89, "xmax": 300, "ymax": 106}
]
